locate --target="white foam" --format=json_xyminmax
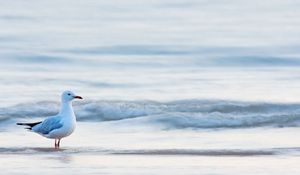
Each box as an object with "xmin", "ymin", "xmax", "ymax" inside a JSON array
[{"xmin": 5, "ymin": 100, "xmax": 300, "ymax": 129}]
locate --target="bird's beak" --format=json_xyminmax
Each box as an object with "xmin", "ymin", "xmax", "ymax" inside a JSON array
[{"xmin": 73, "ymin": 96, "xmax": 83, "ymax": 99}]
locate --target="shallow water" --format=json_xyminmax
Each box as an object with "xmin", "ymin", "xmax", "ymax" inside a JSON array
[
  {"xmin": 1, "ymin": 0, "xmax": 300, "ymax": 174},
  {"xmin": 1, "ymin": 124, "xmax": 300, "ymax": 175},
  {"xmin": 2, "ymin": 153, "xmax": 299, "ymax": 175}
]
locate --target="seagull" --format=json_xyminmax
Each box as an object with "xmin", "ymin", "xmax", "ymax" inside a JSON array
[{"xmin": 17, "ymin": 90, "xmax": 82, "ymax": 149}]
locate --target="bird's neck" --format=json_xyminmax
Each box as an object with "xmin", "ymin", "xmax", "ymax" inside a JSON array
[{"xmin": 59, "ymin": 101, "xmax": 75, "ymax": 117}]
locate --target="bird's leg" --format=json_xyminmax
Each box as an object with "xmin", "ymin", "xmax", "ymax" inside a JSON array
[
  {"xmin": 54, "ymin": 139, "xmax": 58, "ymax": 149},
  {"xmin": 57, "ymin": 139, "xmax": 61, "ymax": 148}
]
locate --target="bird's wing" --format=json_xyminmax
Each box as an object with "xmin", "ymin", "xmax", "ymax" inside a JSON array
[{"xmin": 33, "ymin": 116, "xmax": 63, "ymax": 135}]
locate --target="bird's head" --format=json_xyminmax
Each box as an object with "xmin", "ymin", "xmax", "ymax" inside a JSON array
[{"xmin": 61, "ymin": 90, "xmax": 83, "ymax": 103}]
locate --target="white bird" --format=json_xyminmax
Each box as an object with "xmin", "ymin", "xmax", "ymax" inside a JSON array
[{"xmin": 17, "ymin": 90, "xmax": 82, "ymax": 148}]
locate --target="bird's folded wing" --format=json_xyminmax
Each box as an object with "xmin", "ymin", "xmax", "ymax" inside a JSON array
[{"xmin": 34, "ymin": 116, "xmax": 63, "ymax": 134}]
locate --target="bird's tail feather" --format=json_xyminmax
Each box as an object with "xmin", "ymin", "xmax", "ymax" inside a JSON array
[{"xmin": 17, "ymin": 122, "xmax": 42, "ymax": 130}]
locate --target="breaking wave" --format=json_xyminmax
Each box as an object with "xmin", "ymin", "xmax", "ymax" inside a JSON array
[{"xmin": 1, "ymin": 100, "xmax": 300, "ymax": 129}]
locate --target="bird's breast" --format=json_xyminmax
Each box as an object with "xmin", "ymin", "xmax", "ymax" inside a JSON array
[{"xmin": 62, "ymin": 118, "xmax": 76, "ymax": 135}]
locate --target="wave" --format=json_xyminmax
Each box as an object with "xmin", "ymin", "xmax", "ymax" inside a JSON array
[
  {"xmin": 2, "ymin": 45, "xmax": 300, "ymax": 68},
  {"xmin": 0, "ymin": 147, "xmax": 299, "ymax": 156},
  {"xmin": 2, "ymin": 100, "xmax": 300, "ymax": 129}
]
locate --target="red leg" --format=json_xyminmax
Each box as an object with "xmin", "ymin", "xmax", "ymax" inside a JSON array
[
  {"xmin": 57, "ymin": 139, "xmax": 61, "ymax": 148},
  {"xmin": 54, "ymin": 139, "xmax": 58, "ymax": 149}
]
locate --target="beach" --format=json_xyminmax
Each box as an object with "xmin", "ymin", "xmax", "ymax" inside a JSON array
[
  {"xmin": 1, "ymin": 123, "xmax": 300, "ymax": 175},
  {"xmin": 1, "ymin": 0, "xmax": 300, "ymax": 174}
]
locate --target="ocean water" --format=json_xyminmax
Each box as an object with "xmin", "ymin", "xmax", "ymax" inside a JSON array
[{"xmin": 1, "ymin": 0, "xmax": 300, "ymax": 174}]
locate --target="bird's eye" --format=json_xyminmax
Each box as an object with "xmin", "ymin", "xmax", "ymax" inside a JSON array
[{"xmin": 68, "ymin": 93, "xmax": 71, "ymax": 96}]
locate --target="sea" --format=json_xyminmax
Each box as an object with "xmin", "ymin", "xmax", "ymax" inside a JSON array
[{"xmin": 0, "ymin": 0, "xmax": 300, "ymax": 174}]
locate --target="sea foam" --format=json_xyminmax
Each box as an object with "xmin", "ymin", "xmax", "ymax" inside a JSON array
[{"xmin": 2, "ymin": 100, "xmax": 300, "ymax": 129}]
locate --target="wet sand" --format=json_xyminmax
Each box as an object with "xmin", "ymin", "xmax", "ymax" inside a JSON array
[{"xmin": 0, "ymin": 122, "xmax": 299, "ymax": 175}]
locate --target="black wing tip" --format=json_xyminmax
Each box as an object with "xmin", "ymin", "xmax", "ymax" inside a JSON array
[
  {"xmin": 16, "ymin": 123, "xmax": 32, "ymax": 130},
  {"xmin": 16, "ymin": 122, "xmax": 42, "ymax": 127}
]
